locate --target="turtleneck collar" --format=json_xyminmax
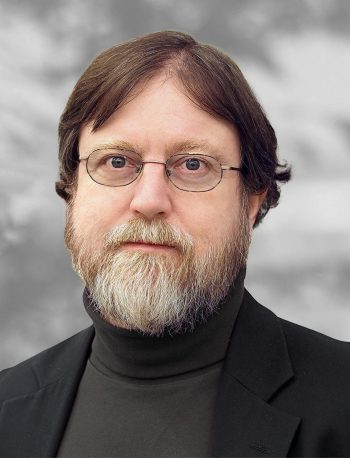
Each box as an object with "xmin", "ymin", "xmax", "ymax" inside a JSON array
[{"xmin": 84, "ymin": 268, "xmax": 246, "ymax": 380}]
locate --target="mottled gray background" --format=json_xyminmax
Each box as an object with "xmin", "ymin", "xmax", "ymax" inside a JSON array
[{"xmin": 1, "ymin": 0, "xmax": 349, "ymax": 370}]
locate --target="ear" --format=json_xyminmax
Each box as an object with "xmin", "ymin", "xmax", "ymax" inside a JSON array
[{"xmin": 247, "ymin": 190, "xmax": 267, "ymax": 229}]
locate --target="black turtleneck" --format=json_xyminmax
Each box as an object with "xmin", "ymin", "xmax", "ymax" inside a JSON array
[{"xmin": 57, "ymin": 269, "xmax": 245, "ymax": 457}]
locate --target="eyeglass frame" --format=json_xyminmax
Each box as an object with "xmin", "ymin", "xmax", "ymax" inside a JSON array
[{"xmin": 78, "ymin": 147, "xmax": 243, "ymax": 193}]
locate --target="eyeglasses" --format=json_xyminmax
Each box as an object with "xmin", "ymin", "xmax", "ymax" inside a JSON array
[{"xmin": 79, "ymin": 148, "xmax": 242, "ymax": 192}]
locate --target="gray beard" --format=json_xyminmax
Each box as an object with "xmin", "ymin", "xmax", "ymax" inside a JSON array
[{"xmin": 65, "ymin": 202, "xmax": 251, "ymax": 336}]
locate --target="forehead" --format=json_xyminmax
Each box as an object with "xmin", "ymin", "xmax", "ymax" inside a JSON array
[{"xmin": 79, "ymin": 74, "xmax": 241, "ymax": 162}]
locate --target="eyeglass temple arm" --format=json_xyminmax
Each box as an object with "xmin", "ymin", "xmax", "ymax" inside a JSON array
[{"xmin": 221, "ymin": 166, "xmax": 242, "ymax": 172}]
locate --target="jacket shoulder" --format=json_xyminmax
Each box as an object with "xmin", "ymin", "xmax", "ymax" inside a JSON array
[
  {"xmin": 268, "ymin": 309, "xmax": 350, "ymax": 455},
  {"xmin": 244, "ymin": 289, "xmax": 350, "ymax": 372},
  {"xmin": 240, "ymin": 289, "xmax": 350, "ymax": 402},
  {"xmin": 0, "ymin": 326, "xmax": 94, "ymax": 402},
  {"xmin": 279, "ymin": 316, "xmax": 350, "ymax": 383}
]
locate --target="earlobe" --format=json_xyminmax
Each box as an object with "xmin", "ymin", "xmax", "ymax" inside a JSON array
[{"xmin": 247, "ymin": 190, "xmax": 267, "ymax": 229}]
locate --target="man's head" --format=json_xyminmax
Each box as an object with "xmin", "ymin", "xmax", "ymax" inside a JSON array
[{"xmin": 58, "ymin": 31, "xmax": 291, "ymax": 335}]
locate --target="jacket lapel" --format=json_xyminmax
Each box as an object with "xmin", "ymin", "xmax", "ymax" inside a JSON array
[
  {"xmin": 0, "ymin": 327, "xmax": 94, "ymax": 457},
  {"xmin": 211, "ymin": 290, "xmax": 301, "ymax": 457}
]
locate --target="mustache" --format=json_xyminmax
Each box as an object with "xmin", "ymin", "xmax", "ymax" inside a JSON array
[{"xmin": 104, "ymin": 218, "xmax": 194, "ymax": 254}]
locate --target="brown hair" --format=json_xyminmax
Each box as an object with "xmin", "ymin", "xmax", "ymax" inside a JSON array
[{"xmin": 57, "ymin": 30, "xmax": 291, "ymax": 227}]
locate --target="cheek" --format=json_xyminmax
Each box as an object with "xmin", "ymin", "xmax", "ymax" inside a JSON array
[
  {"xmin": 183, "ymin": 191, "xmax": 240, "ymax": 247},
  {"xmin": 73, "ymin": 168, "xmax": 132, "ymax": 231}
]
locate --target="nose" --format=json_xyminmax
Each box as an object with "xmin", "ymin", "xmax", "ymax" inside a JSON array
[{"xmin": 129, "ymin": 162, "xmax": 172, "ymax": 220}]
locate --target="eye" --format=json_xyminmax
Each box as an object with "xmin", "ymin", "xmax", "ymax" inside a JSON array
[
  {"xmin": 173, "ymin": 155, "xmax": 210, "ymax": 174},
  {"xmin": 185, "ymin": 158, "xmax": 201, "ymax": 171},
  {"xmin": 110, "ymin": 156, "xmax": 126, "ymax": 168},
  {"xmin": 102, "ymin": 152, "xmax": 138, "ymax": 169}
]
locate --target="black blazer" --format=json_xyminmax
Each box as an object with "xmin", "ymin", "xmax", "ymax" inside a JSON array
[{"xmin": 1, "ymin": 290, "xmax": 350, "ymax": 457}]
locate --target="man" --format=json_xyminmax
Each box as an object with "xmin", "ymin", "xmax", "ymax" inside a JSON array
[{"xmin": 0, "ymin": 31, "xmax": 349, "ymax": 458}]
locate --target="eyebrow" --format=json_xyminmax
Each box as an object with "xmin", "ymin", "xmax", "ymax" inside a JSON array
[
  {"xmin": 165, "ymin": 140, "xmax": 227, "ymax": 160},
  {"xmin": 84, "ymin": 139, "xmax": 233, "ymax": 164},
  {"xmin": 172, "ymin": 141, "xmax": 241, "ymax": 166},
  {"xmin": 82, "ymin": 140, "xmax": 137, "ymax": 157}
]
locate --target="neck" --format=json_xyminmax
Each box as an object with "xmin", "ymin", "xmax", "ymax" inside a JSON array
[{"xmin": 83, "ymin": 268, "xmax": 246, "ymax": 379}]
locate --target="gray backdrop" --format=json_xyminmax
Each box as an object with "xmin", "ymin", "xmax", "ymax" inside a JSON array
[{"xmin": 1, "ymin": 0, "xmax": 349, "ymax": 370}]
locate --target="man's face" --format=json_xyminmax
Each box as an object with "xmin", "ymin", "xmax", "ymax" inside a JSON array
[{"xmin": 65, "ymin": 74, "xmax": 262, "ymax": 335}]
